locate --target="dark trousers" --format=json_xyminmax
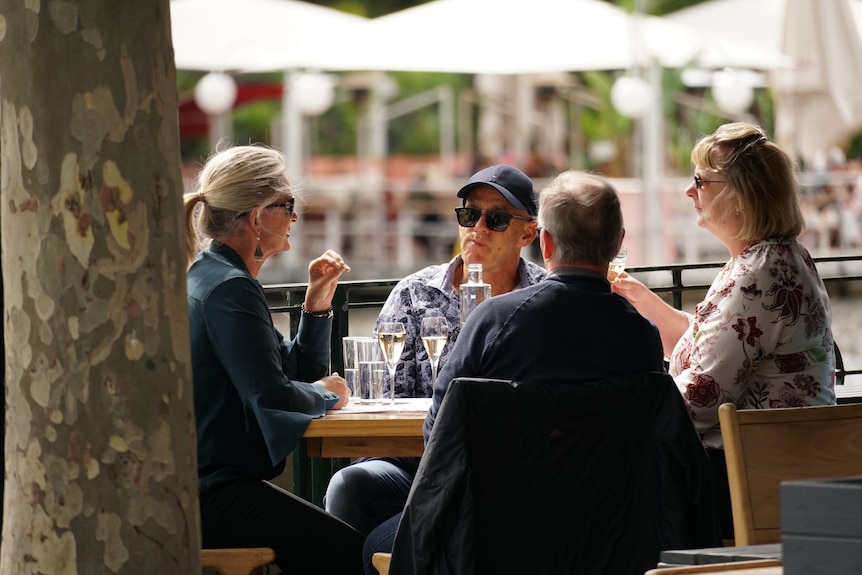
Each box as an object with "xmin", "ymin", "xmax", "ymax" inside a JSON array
[
  {"xmin": 201, "ymin": 478, "xmax": 364, "ymax": 575},
  {"xmin": 706, "ymin": 447, "xmax": 735, "ymax": 541}
]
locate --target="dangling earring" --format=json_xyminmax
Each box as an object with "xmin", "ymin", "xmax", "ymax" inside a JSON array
[{"xmin": 254, "ymin": 238, "xmax": 264, "ymax": 261}]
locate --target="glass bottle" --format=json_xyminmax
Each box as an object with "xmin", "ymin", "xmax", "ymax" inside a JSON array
[{"xmin": 459, "ymin": 263, "xmax": 492, "ymax": 327}]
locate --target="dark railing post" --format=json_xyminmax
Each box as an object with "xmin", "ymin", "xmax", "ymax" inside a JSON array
[
  {"xmin": 671, "ymin": 268, "xmax": 684, "ymax": 310},
  {"xmin": 331, "ymin": 285, "xmax": 349, "ymax": 375}
]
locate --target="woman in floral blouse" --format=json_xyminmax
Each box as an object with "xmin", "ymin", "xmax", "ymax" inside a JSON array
[{"xmin": 612, "ymin": 122, "xmax": 835, "ymax": 539}]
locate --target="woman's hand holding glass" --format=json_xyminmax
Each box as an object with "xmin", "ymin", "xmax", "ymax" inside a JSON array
[
  {"xmin": 609, "ymin": 272, "xmax": 653, "ymax": 310},
  {"xmin": 420, "ymin": 316, "xmax": 449, "ymax": 386}
]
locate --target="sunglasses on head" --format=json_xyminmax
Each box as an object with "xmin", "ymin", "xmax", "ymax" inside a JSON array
[
  {"xmin": 693, "ymin": 175, "xmax": 725, "ymax": 189},
  {"xmin": 265, "ymin": 197, "xmax": 296, "ymax": 217},
  {"xmin": 455, "ymin": 207, "xmax": 535, "ymax": 232}
]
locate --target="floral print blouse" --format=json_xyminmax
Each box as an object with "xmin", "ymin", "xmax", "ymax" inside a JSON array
[{"xmin": 669, "ymin": 238, "xmax": 836, "ymax": 449}]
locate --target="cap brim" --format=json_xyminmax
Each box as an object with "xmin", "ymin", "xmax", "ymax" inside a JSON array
[{"xmin": 457, "ymin": 181, "xmax": 531, "ymax": 214}]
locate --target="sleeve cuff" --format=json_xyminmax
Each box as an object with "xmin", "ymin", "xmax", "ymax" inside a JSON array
[{"xmin": 324, "ymin": 391, "xmax": 339, "ymax": 410}]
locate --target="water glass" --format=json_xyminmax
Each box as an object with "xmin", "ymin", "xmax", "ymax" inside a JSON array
[
  {"xmin": 343, "ymin": 336, "xmax": 383, "ymax": 403},
  {"xmin": 359, "ymin": 359, "xmax": 387, "ymax": 405},
  {"xmin": 341, "ymin": 336, "xmax": 367, "ymax": 396}
]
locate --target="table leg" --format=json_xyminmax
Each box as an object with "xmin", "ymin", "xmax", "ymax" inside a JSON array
[{"xmin": 294, "ymin": 440, "xmax": 312, "ymax": 501}]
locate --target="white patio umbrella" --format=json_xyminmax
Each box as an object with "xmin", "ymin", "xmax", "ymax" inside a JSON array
[
  {"xmin": 170, "ymin": 0, "xmax": 375, "ymax": 183},
  {"xmin": 774, "ymin": 0, "xmax": 862, "ymax": 166},
  {"xmin": 170, "ymin": 0, "xmax": 370, "ymax": 72},
  {"xmin": 667, "ymin": 0, "xmax": 862, "ymax": 166},
  {"xmin": 171, "ymin": 0, "xmax": 790, "ymax": 75},
  {"xmin": 353, "ymin": 0, "xmax": 789, "ymax": 75}
]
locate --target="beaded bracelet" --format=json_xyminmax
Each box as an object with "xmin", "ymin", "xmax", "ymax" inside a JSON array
[{"xmin": 301, "ymin": 303, "xmax": 334, "ymax": 319}]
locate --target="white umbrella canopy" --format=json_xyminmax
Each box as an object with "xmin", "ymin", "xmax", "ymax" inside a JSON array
[
  {"xmin": 352, "ymin": 0, "xmax": 789, "ymax": 75},
  {"xmin": 665, "ymin": 0, "xmax": 787, "ymax": 57},
  {"xmin": 170, "ymin": 0, "xmax": 371, "ymax": 72},
  {"xmin": 170, "ymin": 0, "xmax": 790, "ymax": 74},
  {"xmin": 667, "ymin": 0, "xmax": 862, "ymax": 165},
  {"xmin": 773, "ymin": 0, "xmax": 862, "ymax": 165}
]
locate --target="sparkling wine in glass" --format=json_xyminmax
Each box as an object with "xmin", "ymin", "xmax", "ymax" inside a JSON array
[
  {"xmin": 420, "ymin": 316, "xmax": 449, "ymax": 386},
  {"xmin": 608, "ymin": 245, "xmax": 628, "ymax": 281},
  {"xmin": 377, "ymin": 322, "xmax": 406, "ymax": 404}
]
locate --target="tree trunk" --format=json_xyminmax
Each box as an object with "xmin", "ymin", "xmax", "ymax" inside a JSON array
[{"xmin": 0, "ymin": 1, "xmax": 200, "ymax": 573}]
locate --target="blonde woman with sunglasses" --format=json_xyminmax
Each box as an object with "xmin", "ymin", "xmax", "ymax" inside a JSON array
[
  {"xmin": 612, "ymin": 122, "xmax": 836, "ymax": 541},
  {"xmin": 184, "ymin": 145, "xmax": 362, "ymax": 574}
]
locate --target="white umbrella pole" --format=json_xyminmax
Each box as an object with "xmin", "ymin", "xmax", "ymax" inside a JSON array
[
  {"xmin": 283, "ymin": 70, "xmax": 304, "ymax": 183},
  {"xmin": 643, "ymin": 61, "xmax": 664, "ymax": 265}
]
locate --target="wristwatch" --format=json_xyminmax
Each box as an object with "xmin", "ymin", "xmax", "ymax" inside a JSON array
[{"xmin": 301, "ymin": 303, "xmax": 334, "ymax": 319}]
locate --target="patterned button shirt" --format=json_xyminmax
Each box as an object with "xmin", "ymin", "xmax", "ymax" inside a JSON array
[
  {"xmin": 375, "ymin": 254, "xmax": 546, "ymax": 398},
  {"xmin": 670, "ymin": 238, "xmax": 836, "ymax": 448}
]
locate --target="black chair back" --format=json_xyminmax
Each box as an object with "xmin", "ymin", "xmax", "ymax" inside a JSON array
[{"xmin": 390, "ymin": 373, "xmax": 721, "ymax": 575}]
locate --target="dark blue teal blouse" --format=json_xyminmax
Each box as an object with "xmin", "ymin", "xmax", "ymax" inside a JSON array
[{"xmin": 188, "ymin": 242, "xmax": 337, "ymax": 493}]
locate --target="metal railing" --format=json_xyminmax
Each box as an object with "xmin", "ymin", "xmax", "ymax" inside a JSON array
[
  {"xmin": 264, "ymin": 253, "xmax": 862, "ymax": 389},
  {"xmin": 270, "ymin": 253, "xmax": 862, "ymax": 502}
]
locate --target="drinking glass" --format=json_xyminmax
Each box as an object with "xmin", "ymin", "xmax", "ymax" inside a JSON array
[
  {"xmin": 376, "ymin": 322, "xmax": 406, "ymax": 404},
  {"xmin": 608, "ymin": 245, "xmax": 628, "ymax": 281},
  {"xmin": 342, "ymin": 336, "xmax": 370, "ymax": 397},
  {"xmin": 353, "ymin": 337, "xmax": 384, "ymax": 404},
  {"xmin": 420, "ymin": 316, "xmax": 449, "ymax": 386}
]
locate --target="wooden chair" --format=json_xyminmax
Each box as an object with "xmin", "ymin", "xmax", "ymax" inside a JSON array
[
  {"xmin": 371, "ymin": 551, "xmax": 391, "ymax": 575},
  {"xmin": 718, "ymin": 402, "xmax": 862, "ymax": 545},
  {"xmin": 644, "ymin": 559, "xmax": 782, "ymax": 574},
  {"xmin": 200, "ymin": 547, "xmax": 275, "ymax": 575}
]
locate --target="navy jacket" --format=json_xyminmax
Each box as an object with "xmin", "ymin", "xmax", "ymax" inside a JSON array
[
  {"xmin": 425, "ymin": 268, "xmax": 665, "ymax": 440},
  {"xmin": 392, "ymin": 375, "xmax": 722, "ymax": 575}
]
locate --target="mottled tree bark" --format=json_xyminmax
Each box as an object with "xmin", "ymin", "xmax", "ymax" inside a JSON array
[{"xmin": 0, "ymin": 1, "xmax": 200, "ymax": 573}]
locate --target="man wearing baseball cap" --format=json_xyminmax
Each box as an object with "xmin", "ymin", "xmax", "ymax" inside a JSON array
[{"xmin": 324, "ymin": 165, "xmax": 546, "ymax": 571}]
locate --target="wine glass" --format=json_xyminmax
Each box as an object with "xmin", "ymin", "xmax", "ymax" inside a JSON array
[
  {"xmin": 376, "ymin": 322, "xmax": 406, "ymax": 404},
  {"xmin": 608, "ymin": 245, "xmax": 628, "ymax": 281},
  {"xmin": 420, "ymin": 316, "xmax": 449, "ymax": 386}
]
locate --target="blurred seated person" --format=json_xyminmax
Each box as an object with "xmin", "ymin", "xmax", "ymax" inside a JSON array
[
  {"xmin": 184, "ymin": 145, "xmax": 362, "ymax": 574},
  {"xmin": 611, "ymin": 122, "xmax": 836, "ymax": 539},
  {"xmin": 324, "ymin": 165, "xmax": 546, "ymax": 539}
]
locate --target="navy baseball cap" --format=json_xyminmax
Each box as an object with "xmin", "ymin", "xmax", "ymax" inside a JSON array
[{"xmin": 456, "ymin": 165, "xmax": 538, "ymax": 216}]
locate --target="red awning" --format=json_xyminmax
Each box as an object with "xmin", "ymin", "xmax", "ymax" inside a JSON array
[{"xmin": 179, "ymin": 82, "xmax": 283, "ymax": 138}]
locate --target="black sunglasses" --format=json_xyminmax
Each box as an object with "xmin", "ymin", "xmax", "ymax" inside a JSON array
[
  {"xmin": 265, "ymin": 197, "xmax": 296, "ymax": 217},
  {"xmin": 693, "ymin": 175, "xmax": 725, "ymax": 189},
  {"xmin": 455, "ymin": 207, "xmax": 535, "ymax": 232}
]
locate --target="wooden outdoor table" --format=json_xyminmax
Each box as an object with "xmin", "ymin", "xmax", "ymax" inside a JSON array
[
  {"xmin": 660, "ymin": 544, "xmax": 782, "ymax": 567},
  {"xmin": 646, "ymin": 559, "xmax": 782, "ymax": 574},
  {"xmin": 303, "ymin": 410, "xmax": 426, "ymax": 458},
  {"xmin": 294, "ymin": 401, "xmax": 429, "ymax": 505}
]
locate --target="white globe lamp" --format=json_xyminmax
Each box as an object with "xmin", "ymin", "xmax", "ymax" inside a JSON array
[
  {"xmin": 712, "ymin": 68, "xmax": 755, "ymax": 116},
  {"xmin": 610, "ymin": 75, "xmax": 654, "ymax": 119},
  {"xmin": 588, "ymin": 140, "xmax": 618, "ymax": 164},
  {"xmin": 194, "ymin": 72, "xmax": 237, "ymax": 116},
  {"xmin": 292, "ymin": 72, "xmax": 335, "ymax": 117}
]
